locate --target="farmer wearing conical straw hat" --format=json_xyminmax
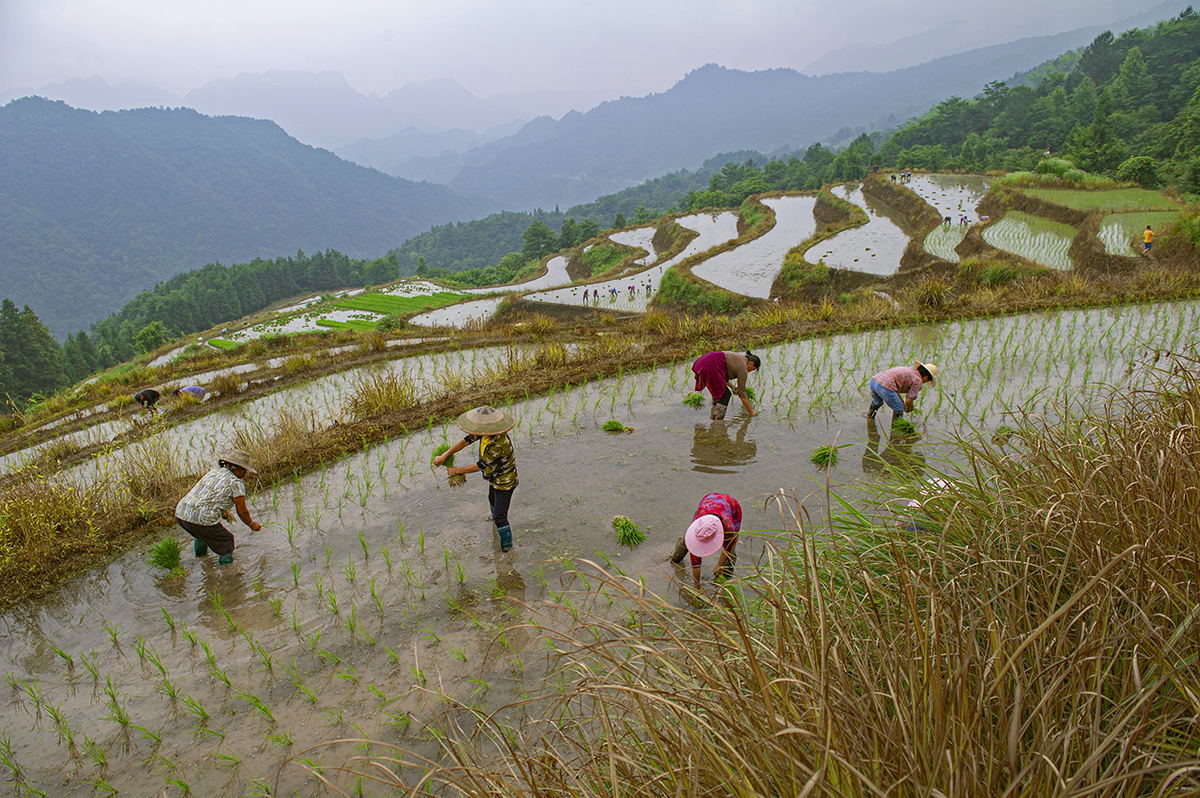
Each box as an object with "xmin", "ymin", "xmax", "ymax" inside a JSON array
[
  {"xmin": 867, "ymin": 361, "xmax": 938, "ymax": 424},
  {"xmin": 174, "ymin": 449, "xmax": 261, "ymax": 566},
  {"xmin": 434, "ymin": 406, "xmax": 519, "ymax": 553}
]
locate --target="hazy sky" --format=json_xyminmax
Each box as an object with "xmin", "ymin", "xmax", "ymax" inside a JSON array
[{"xmin": 0, "ymin": 0, "xmax": 1166, "ymax": 100}]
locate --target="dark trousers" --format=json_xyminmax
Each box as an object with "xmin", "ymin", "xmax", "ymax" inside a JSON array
[
  {"xmin": 488, "ymin": 486, "xmax": 514, "ymax": 528},
  {"xmin": 176, "ymin": 517, "xmax": 235, "ymax": 555}
]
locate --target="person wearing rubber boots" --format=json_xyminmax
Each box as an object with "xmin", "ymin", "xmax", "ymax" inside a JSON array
[
  {"xmin": 690, "ymin": 350, "xmax": 760, "ymax": 420},
  {"xmin": 434, "ymin": 405, "xmax": 519, "ymax": 553},
  {"xmin": 175, "ymin": 449, "xmax": 261, "ymax": 566}
]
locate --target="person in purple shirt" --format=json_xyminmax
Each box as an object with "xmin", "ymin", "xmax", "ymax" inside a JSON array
[
  {"xmin": 867, "ymin": 361, "xmax": 938, "ymax": 422},
  {"xmin": 174, "ymin": 386, "xmax": 206, "ymax": 400}
]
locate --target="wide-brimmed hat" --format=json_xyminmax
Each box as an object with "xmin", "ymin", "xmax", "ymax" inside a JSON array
[
  {"xmin": 456, "ymin": 405, "xmax": 515, "ymax": 436},
  {"xmin": 914, "ymin": 361, "xmax": 938, "ymax": 383},
  {"xmin": 685, "ymin": 514, "xmax": 724, "ymax": 558},
  {"xmin": 218, "ymin": 448, "xmax": 258, "ymax": 476}
]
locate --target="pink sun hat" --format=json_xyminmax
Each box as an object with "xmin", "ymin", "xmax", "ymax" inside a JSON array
[{"xmin": 685, "ymin": 514, "xmax": 724, "ymax": 558}]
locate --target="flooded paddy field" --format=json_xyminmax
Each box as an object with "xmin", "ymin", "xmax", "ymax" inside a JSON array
[
  {"xmin": 814, "ymin": 184, "xmax": 912, "ymax": 275},
  {"xmin": 902, "ymin": 175, "xmax": 991, "ymax": 263},
  {"xmin": 982, "ymin": 211, "xmax": 1076, "ymax": 270},
  {"xmin": 523, "ymin": 212, "xmax": 740, "ymax": 315},
  {"xmin": 3, "ymin": 297, "xmax": 1199, "ymax": 795},
  {"xmin": 1099, "ymin": 211, "xmax": 1181, "ymax": 256},
  {"xmin": 691, "ymin": 197, "xmax": 817, "ymax": 298}
]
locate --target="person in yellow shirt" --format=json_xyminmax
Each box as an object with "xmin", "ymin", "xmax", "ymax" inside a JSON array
[{"xmin": 1144, "ymin": 225, "xmax": 1154, "ymax": 255}]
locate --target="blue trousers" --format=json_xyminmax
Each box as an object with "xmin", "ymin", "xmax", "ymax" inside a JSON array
[{"xmin": 868, "ymin": 378, "xmax": 906, "ymax": 417}]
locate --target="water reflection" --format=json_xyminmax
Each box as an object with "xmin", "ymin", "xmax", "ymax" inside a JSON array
[
  {"xmin": 691, "ymin": 417, "xmax": 757, "ymax": 473},
  {"xmin": 861, "ymin": 420, "xmax": 926, "ymax": 480}
]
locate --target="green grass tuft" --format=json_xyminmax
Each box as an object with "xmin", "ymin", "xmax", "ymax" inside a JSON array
[
  {"xmin": 612, "ymin": 516, "xmax": 646, "ymax": 548},
  {"xmin": 682, "ymin": 393, "xmax": 704, "ymax": 409},
  {"xmin": 148, "ymin": 537, "xmax": 183, "ymax": 572}
]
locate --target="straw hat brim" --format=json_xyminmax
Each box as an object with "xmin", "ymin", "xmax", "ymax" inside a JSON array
[
  {"xmin": 914, "ymin": 361, "xmax": 938, "ymax": 383},
  {"xmin": 219, "ymin": 449, "xmax": 258, "ymax": 476},
  {"xmin": 456, "ymin": 406, "xmax": 515, "ymax": 436}
]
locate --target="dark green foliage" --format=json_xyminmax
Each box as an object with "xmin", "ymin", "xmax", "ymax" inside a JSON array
[
  {"xmin": 579, "ymin": 243, "xmax": 634, "ymax": 276},
  {"xmin": 0, "ymin": 299, "xmax": 65, "ymax": 407},
  {"xmin": 657, "ymin": 270, "xmax": 745, "ymax": 315}
]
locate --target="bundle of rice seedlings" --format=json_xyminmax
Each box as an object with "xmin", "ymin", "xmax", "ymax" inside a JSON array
[
  {"xmin": 992, "ymin": 424, "xmax": 1018, "ymax": 446},
  {"xmin": 892, "ymin": 418, "xmax": 918, "ymax": 437},
  {"xmin": 810, "ymin": 445, "xmax": 838, "ymax": 468},
  {"xmin": 149, "ymin": 537, "xmax": 185, "ymax": 579},
  {"xmin": 612, "ymin": 516, "xmax": 646, "ymax": 548},
  {"xmin": 602, "ymin": 420, "xmax": 628, "ymax": 433},
  {"xmin": 431, "ymin": 443, "xmax": 466, "ymax": 487},
  {"xmin": 744, "ymin": 385, "xmax": 757, "ymax": 402},
  {"xmin": 682, "ymin": 393, "xmax": 705, "ymax": 409}
]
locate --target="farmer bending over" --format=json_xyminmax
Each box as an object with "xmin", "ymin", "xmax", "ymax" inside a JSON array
[
  {"xmin": 867, "ymin": 361, "xmax": 937, "ymax": 423},
  {"xmin": 133, "ymin": 388, "xmax": 161, "ymax": 414},
  {"xmin": 434, "ymin": 405, "xmax": 519, "ymax": 553},
  {"xmin": 175, "ymin": 449, "xmax": 261, "ymax": 566},
  {"xmin": 675, "ymin": 492, "xmax": 741, "ymax": 590},
  {"xmin": 691, "ymin": 350, "xmax": 760, "ymax": 420}
]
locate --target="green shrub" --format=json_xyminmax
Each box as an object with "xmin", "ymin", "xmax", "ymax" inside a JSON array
[{"xmin": 1036, "ymin": 158, "xmax": 1076, "ymax": 178}]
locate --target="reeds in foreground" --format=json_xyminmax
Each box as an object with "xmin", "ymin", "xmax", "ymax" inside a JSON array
[{"xmin": 289, "ymin": 352, "xmax": 1200, "ymax": 797}]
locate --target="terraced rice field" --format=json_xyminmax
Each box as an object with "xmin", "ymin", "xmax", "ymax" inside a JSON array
[
  {"xmin": 982, "ymin": 211, "xmax": 1076, "ymax": 270},
  {"xmin": 1021, "ymin": 187, "xmax": 1178, "ymax": 212},
  {"xmin": 3, "ymin": 296, "xmax": 1199, "ymax": 795},
  {"xmin": 1098, "ymin": 211, "xmax": 1181, "ymax": 256},
  {"xmin": 813, "ymin": 184, "xmax": 912, "ymax": 275},
  {"xmin": 905, "ymin": 174, "xmax": 991, "ymax": 263},
  {"xmin": 691, "ymin": 196, "xmax": 818, "ymax": 298}
]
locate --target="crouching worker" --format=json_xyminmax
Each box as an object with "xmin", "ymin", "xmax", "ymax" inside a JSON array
[
  {"xmin": 434, "ymin": 405, "xmax": 519, "ymax": 553},
  {"xmin": 691, "ymin": 351, "xmax": 760, "ymax": 420},
  {"xmin": 174, "ymin": 449, "xmax": 261, "ymax": 566},
  {"xmin": 672, "ymin": 492, "xmax": 741, "ymax": 590},
  {"xmin": 867, "ymin": 361, "xmax": 937, "ymax": 423}
]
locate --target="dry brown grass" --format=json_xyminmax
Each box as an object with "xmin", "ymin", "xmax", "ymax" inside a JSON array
[
  {"xmin": 232, "ymin": 406, "xmax": 326, "ymax": 472},
  {"xmin": 343, "ymin": 370, "xmax": 418, "ymax": 421},
  {"xmin": 0, "ymin": 467, "xmax": 98, "ymax": 561},
  {"xmin": 208, "ymin": 371, "xmax": 245, "ymax": 397}
]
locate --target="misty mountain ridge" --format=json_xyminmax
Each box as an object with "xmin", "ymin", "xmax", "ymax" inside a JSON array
[{"xmin": 0, "ymin": 97, "xmax": 496, "ymax": 338}]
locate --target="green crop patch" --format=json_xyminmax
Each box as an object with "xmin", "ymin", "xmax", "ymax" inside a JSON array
[
  {"xmin": 982, "ymin": 212, "xmax": 1076, "ymax": 271},
  {"xmin": 338, "ymin": 291, "xmax": 471, "ymax": 316},
  {"xmin": 1021, "ymin": 188, "xmax": 1177, "ymax": 213},
  {"xmin": 315, "ymin": 318, "xmax": 379, "ymax": 331}
]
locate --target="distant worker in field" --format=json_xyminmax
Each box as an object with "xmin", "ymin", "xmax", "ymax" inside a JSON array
[
  {"xmin": 434, "ymin": 405, "xmax": 519, "ymax": 553},
  {"xmin": 670, "ymin": 492, "xmax": 742, "ymax": 590},
  {"xmin": 690, "ymin": 350, "xmax": 760, "ymax": 420},
  {"xmin": 133, "ymin": 388, "xmax": 161, "ymax": 414},
  {"xmin": 174, "ymin": 386, "xmax": 206, "ymax": 400},
  {"xmin": 867, "ymin": 361, "xmax": 938, "ymax": 423},
  {"xmin": 175, "ymin": 449, "xmax": 261, "ymax": 566},
  {"xmin": 1144, "ymin": 225, "xmax": 1154, "ymax": 254}
]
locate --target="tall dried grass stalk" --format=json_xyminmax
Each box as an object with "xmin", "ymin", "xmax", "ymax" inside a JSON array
[
  {"xmin": 233, "ymin": 407, "xmax": 324, "ymax": 471},
  {"xmin": 0, "ymin": 467, "xmax": 99, "ymax": 559}
]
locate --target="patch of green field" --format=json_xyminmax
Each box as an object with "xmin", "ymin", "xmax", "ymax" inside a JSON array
[
  {"xmin": 1021, "ymin": 187, "xmax": 1176, "ymax": 212},
  {"xmin": 982, "ymin": 211, "xmax": 1076, "ymax": 270},
  {"xmin": 206, "ymin": 338, "xmax": 239, "ymax": 349},
  {"xmin": 338, "ymin": 291, "xmax": 471, "ymax": 316},
  {"xmin": 922, "ymin": 225, "xmax": 965, "ymax": 263},
  {"xmin": 315, "ymin": 318, "xmax": 379, "ymax": 331},
  {"xmin": 1099, "ymin": 211, "xmax": 1181, "ymax": 256}
]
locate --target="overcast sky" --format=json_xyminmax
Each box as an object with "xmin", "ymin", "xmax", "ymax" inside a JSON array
[{"xmin": 0, "ymin": 0, "xmax": 1168, "ymax": 101}]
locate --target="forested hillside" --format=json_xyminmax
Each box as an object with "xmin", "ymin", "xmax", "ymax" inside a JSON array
[{"xmin": 0, "ymin": 97, "xmax": 495, "ymax": 338}]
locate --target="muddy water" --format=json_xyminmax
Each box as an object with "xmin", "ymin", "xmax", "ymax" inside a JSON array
[
  {"xmin": 524, "ymin": 212, "xmax": 740, "ymax": 315},
  {"xmin": 4, "ymin": 299, "xmax": 1200, "ymax": 795},
  {"xmin": 692, "ymin": 197, "xmax": 818, "ymax": 298},
  {"xmin": 906, "ymin": 174, "xmax": 993, "ymax": 263},
  {"xmin": 816, "ymin": 184, "xmax": 912, "ymax": 275}
]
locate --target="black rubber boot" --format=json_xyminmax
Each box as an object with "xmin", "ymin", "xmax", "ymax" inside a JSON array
[{"xmin": 194, "ymin": 538, "xmax": 208, "ymax": 557}]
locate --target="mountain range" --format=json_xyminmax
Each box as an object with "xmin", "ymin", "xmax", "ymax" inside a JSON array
[{"xmin": 0, "ymin": 97, "xmax": 495, "ymax": 338}]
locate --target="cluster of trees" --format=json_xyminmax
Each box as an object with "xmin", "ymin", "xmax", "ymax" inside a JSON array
[
  {"xmin": 878, "ymin": 8, "xmax": 1200, "ymax": 186},
  {"xmin": 0, "ymin": 300, "xmax": 67, "ymax": 408}
]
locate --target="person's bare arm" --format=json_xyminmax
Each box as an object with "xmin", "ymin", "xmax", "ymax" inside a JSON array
[
  {"xmin": 233, "ymin": 496, "xmax": 261, "ymax": 531},
  {"xmin": 447, "ymin": 462, "xmax": 481, "ymax": 477}
]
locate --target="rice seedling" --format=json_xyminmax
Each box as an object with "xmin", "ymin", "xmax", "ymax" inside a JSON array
[
  {"xmin": 265, "ymin": 727, "xmax": 294, "ymax": 748},
  {"xmin": 81, "ymin": 735, "xmax": 107, "ymax": 773},
  {"xmin": 51, "ymin": 647, "xmax": 73, "ymax": 670},
  {"xmin": 601, "ymin": 419, "xmax": 630, "ymax": 433},
  {"xmin": 682, "ymin": 392, "xmax": 705, "ymax": 408},
  {"xmin": 892, "ymin": 418, "xmax": 918, "ymax": 437},
  {"xmin": 810, "ymin": 444, "xmax": 838, "ymax": 468},
  {"xmin": 431, "ymin": 442, "xmax": 467, "ymax": 487},
  {"xmin": 343, "ymin": 558, "xmax": 358, "ymax": 584},
  {"xmin": 102, "ymin": 621, "xmax": 120, "ymax": 650},
  {"xmin": 235, "ymin": 689, "xmax": 275, "ymax": 725},
  {"xmin": 611, "ymin": 515, "xmax": 646, "ymax": 547},
  {"xmin": 323, "ymin": 705, "xmax": 344, "ymax": 726},
  {"xmin": 80, "ymin": 651, "xmax": 100, "ymax": 681},
  {"xmin": 159, "ymin": 607, "xmax": 176, "ymax": 634},
  {"xmin": 215, "ymin": 749, "xmax": 241, "ymax": 769}
]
